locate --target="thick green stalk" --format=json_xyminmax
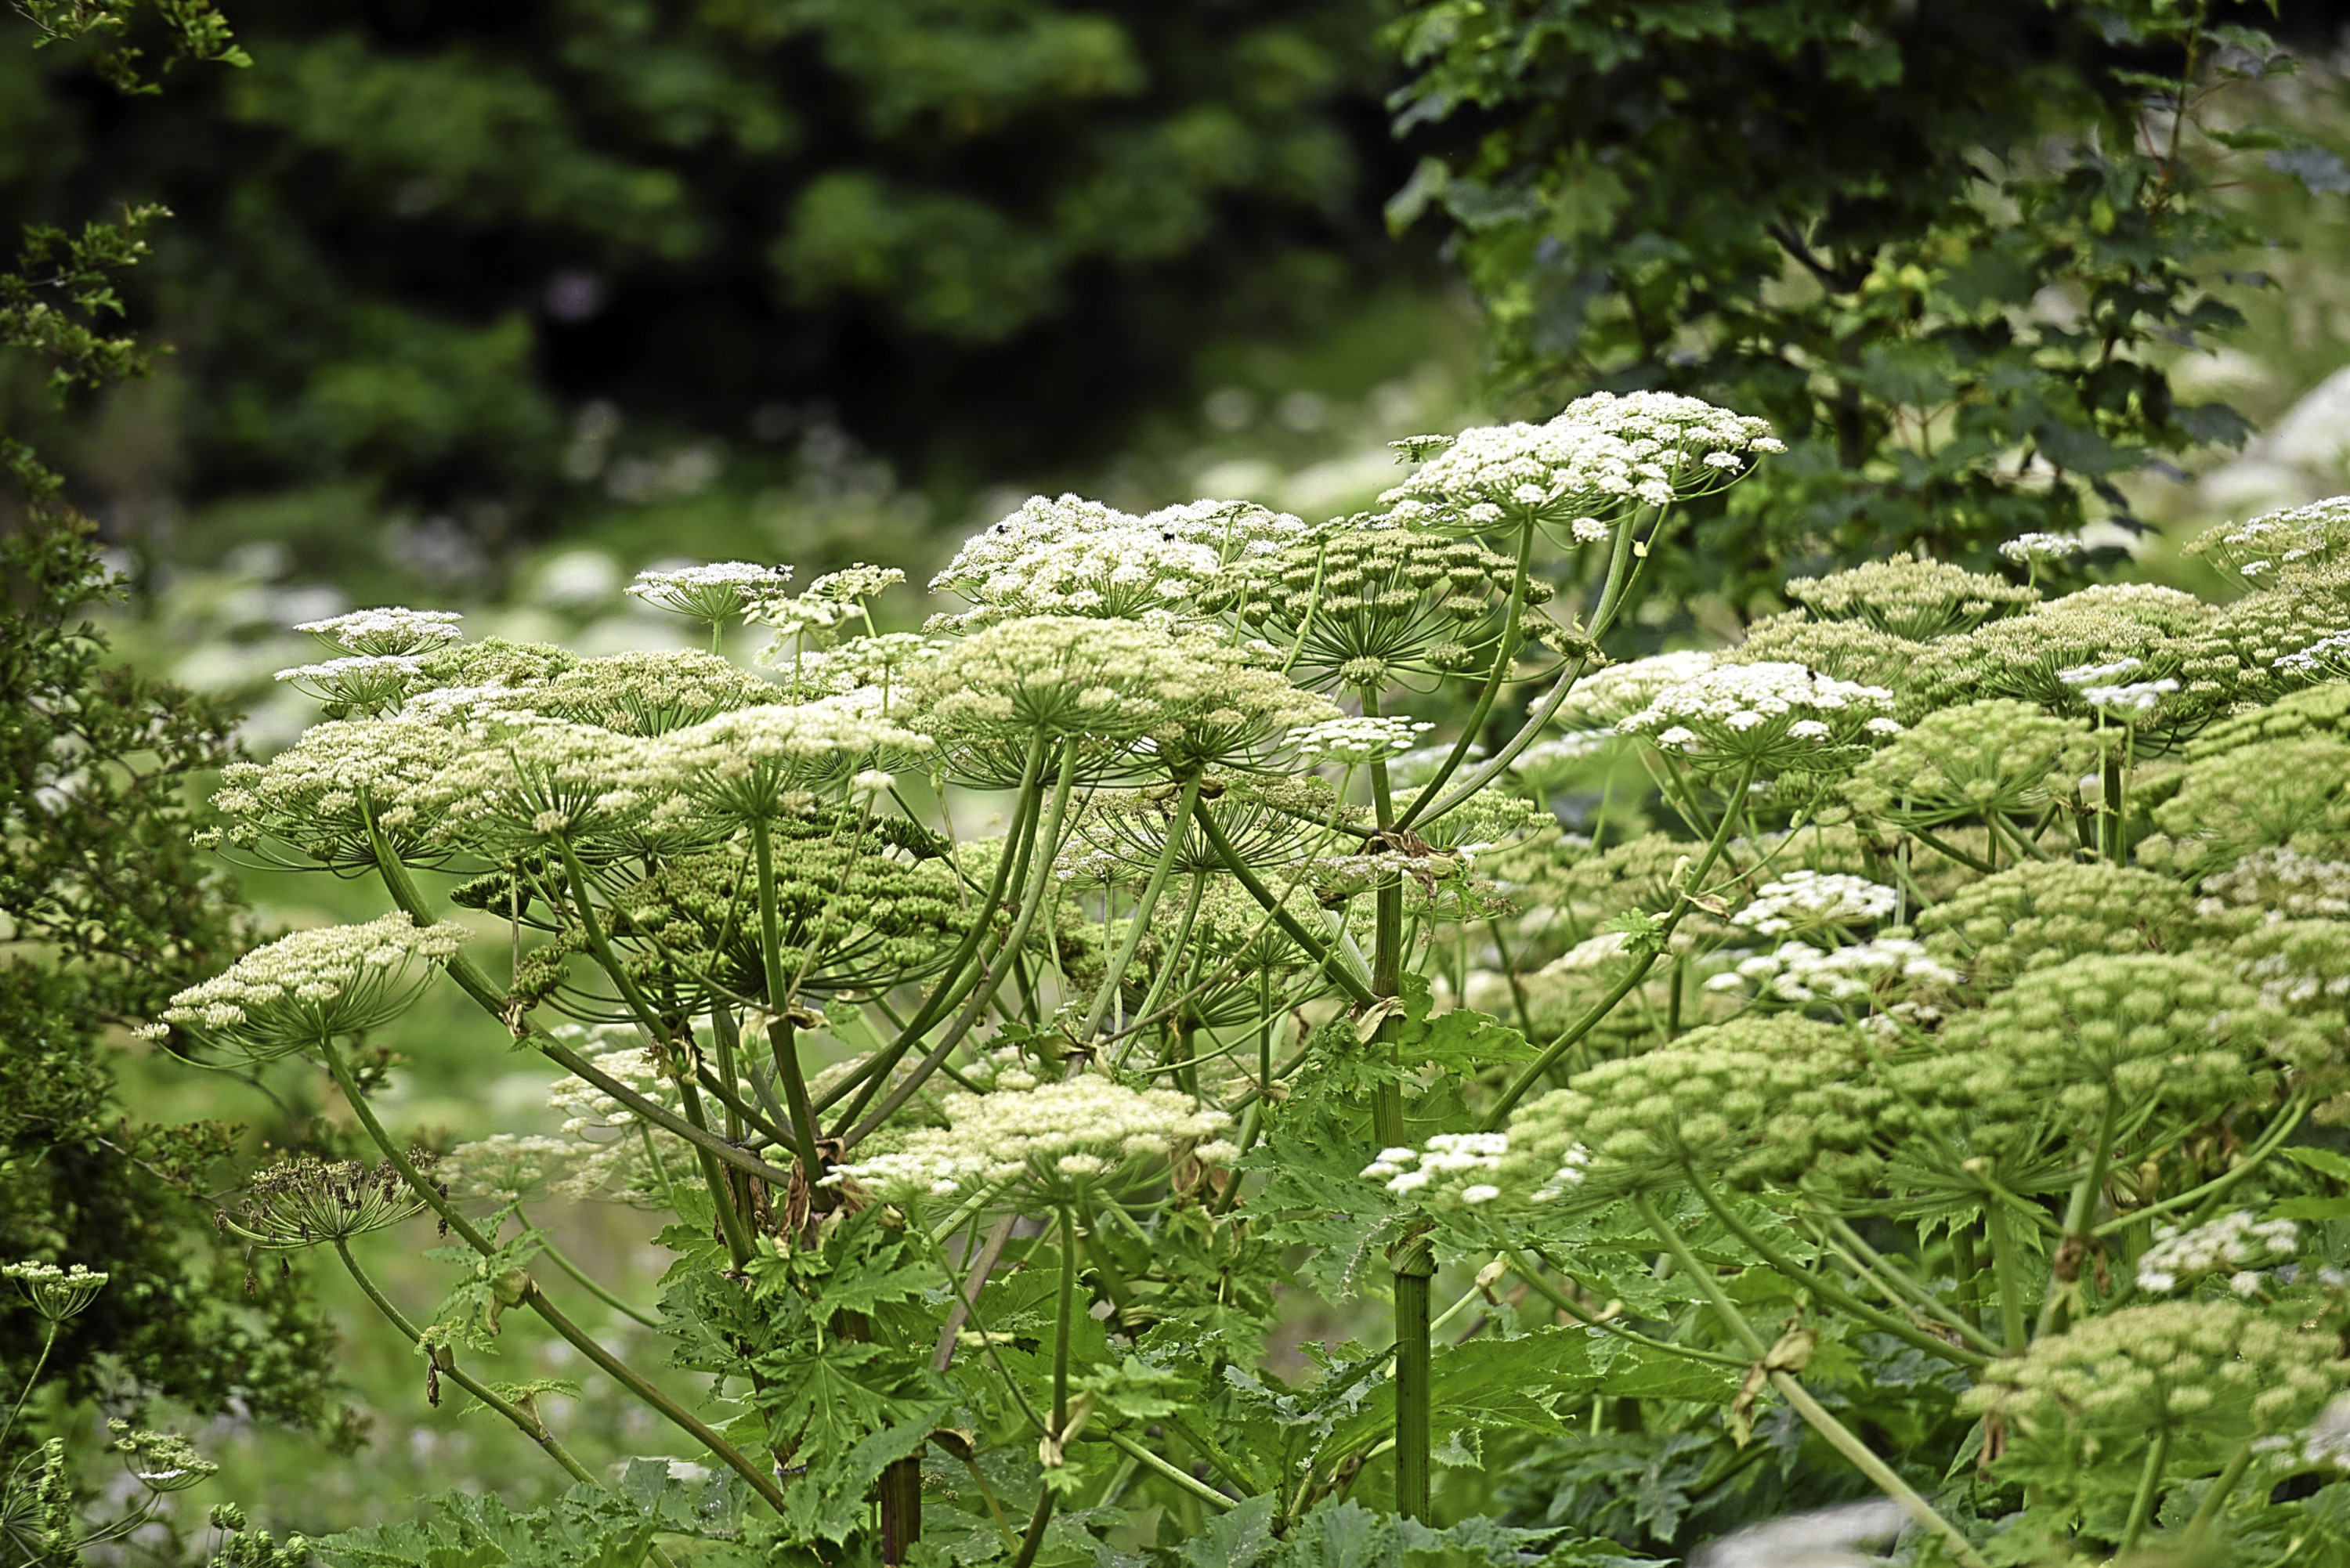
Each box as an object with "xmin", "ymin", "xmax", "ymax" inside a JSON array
[
  {"xmin": 1190, "ymin": 795, "xmax": 1376, "ymax": 1009},
  {"xmin": 2101, "ymin": 752, "xmax": 2127, "ymax": 866},
  {"xmin": 1631, "ymin": 1195, "xmax": 1989, "ymax": 1568},
  {"xmin": 1588, "ymin": 506, "xmax": 1648, "ymax": 636},
  {"xmin": 1950, "ymin": 1226, "xmax": 1983, "ymax": 1335},
  {"xmin": 1008, "ymin": 1489, "xmax": 1055, "ymax": 1568},
  {"xmin": 1405, "ymin": 503, "xmax": 1662, "ymax": 828},
  {"xmin": 1114, "ymin": 873, "xmax": 1207, "ymax": 1067},
  {"xmin": 751, "ymin": 818, "xmax": 828, "ymax": 1180},
  {"xmin": 843, "ymin": 740, "xmax": 1080, "ymax": 1147},
  {"xmin": 1390, "ymin": 1232, "xmax": 1435, "ymax": 1521},
  {"xmin": 2184, "ymin": 1438, "xmax": 2258, "ymax": 1541},
  {"xmin": 1399, "ymin": 515, "xmax": 1535, "ymax": 825},
  {"xmin": 331, "ymin": 1239, "xmax": 604, "ymax": 1494},
  {"xmin": 2038, "ymin": 1088, "xmax": 2121, "ymax": 1339},
  {"xmin": 1983, "ymin": 1200, "xmax": 2030, "ymax": 1357},
  {"xmin": 362, "ymin": 820, "xmax": 790, "ymax": 1186},
  {"xmin": 1367, "ymin": 710, "xmax": 1408, "ymax": 1148},
  {"xmin": 0, "ymin": 1322, "xmax": 59, "ymax": 1455},
  {"xmin": 318, "ymin": 1038, "xmax": 790, "ymax": 1514},
  {"xmin": 2118, "ymin": 1424, "xmax": 2171, "ymax": 1555},
  {"xmin": 1098, "ymin": 1429, "xmax": 1235, "ymax": 1512},
  {"xmin": 1053, "ymin": 1207, "xmax": 1078, "ymax": 1436},
  {"xmin": 1485, "ymin": 760, "xmax": 1755, "ymax": 1125},
  {"xmin": 1689, "ymin": 1182, "xmax": 1988, "ymax": 1369},
  {"xmin": 1078, "ymin": 772, "xmax": 1207, "ymax": 1042},
  {"xmin": 823, "ymin": 733, "xmax": 1053, "ymax": 1125}
]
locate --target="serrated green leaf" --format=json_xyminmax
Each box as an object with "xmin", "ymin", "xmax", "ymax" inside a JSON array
[{"xmin": 2281, "ymin": 1145, "xmax": 2350, "ymax": 1184}]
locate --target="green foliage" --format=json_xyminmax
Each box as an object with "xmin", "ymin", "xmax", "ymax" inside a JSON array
[
  {"xmin": 0, "ymin": 0, "xmax": 342, "ymax": 1445},
  {"xmin": 0, "ymin": 0, "xmax": 1411, "ymax": 529},
  {"xmin": 316, "ymin": 1461, "xmax": 747, "ymax": 1568},
  {"xmin": 110, "ymin": 383, "xmax": 2350, "ymax": 1568},
  {"xmin": 1387, "ymin": 0, "xmax": 2330, "ymax": 601}
]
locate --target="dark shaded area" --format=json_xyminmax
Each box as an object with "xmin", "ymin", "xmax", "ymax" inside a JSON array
[{"xmin": 0, "ymin": 0, "xmax": 1426, "ymax": 551}]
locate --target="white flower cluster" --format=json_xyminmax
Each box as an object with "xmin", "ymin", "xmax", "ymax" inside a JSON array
[
  {"xmin": 1617, "ymin": 662, "xmax": 1900, "ymax": 770},
  {"xmin": 273, "ymin": 653, "xmax": 426, "ymax": 713},
  {"xmin": 442, "ymin": 1133, "xmax": 584, "ymax": 1206},
  {"xmin": 2064, "ymin": 657, "xmax": 2179, "ymax": 719},
  {"xmin": 769, "ymin": 632, "xmax": 942, "ymax": 701},
  {"xmin": 146, "ymin": 911, "xmax": 467, "ymax": 1058},
  {"xmin": 2277, "ymin": 629, "xmax": 2350, "ymax": 681},
  {"xmin": 1362, "ymin": 1133, "xmax": 1509, "ymax": 1204},
  {"xmin": 2196, "ymin": 847, "xmax": 2350, "ymax": 921},
  {"xmin": 1708, "ymin": 938, "xmax": 1960, "ymax": 1006},
  {"xmin": 1999, "ymin": 534, "xmax": 2086, "ymax": 565},
  {"xmin": 650, "ymin": 695, "xmax": 932, "ymax": 823},
  {"xmin": 827, "ymin": 1078, "xmax": 1235, "ymax": 1199},
  {"xmin": 2057, "ymin": 657, "xmax": 2143, "ymax": 687},
  {"xmin": 1358, "ymin": 1131, "xmax": 1590, "ymax": 1206},
  {"xmin": 210, "ymin": 714, "xmax": 465, "ymax": 862},
  {"xmin": 2079, "ymin": 680, "xmax": 2178, "ymax": 717},
  {"xmin": 1556, "ymin": 389, "xmax": 1784, "ymax": 456},
  {"xmin": 1379, "ymin": 419, "xmax": 1650, "ymax": 533},
  {"xmin": 627, "ymin": 562, "xmax": 794, "ymax": 623},
  {"xmin": 3, "ymin": 1261, "xmax": 109, "ymax": 1322},
  {"xmin": 897, "ymin": 614, "xmax": 1259, "ymax": 751},
  {"xmin": 2136, "ymin": 1210, "xmax": 2299, "ymax": 1295},
  {"xmin": 759, "ymin": 565, "xmax": 913, "ymax": 640},
  {"xmin": 1730, "ymin": 872, "xmax": 1900, "ymax": 935},
  {"xmin": 543, "ymin": 1035, "xmax": 687, "ymax": 1205},
  {"xmin": 2189, "ymin": 497, "xmax": 2350, "ymax": 576},
  {"xmin": 295, "ymin": 606, "xmax": 463, "ymax": 656},
  {"xmin": 1379, "ymin": 394, "xmax": 1776, "ymax": 536},
  {"xmin": 1292, "ymin": 714, "xmax": 1434, "ymax": 764},
  {"xmin": 416, "ymin": 716, "xmax": 684, "ymax": 854},
  {"xmin": 804, "ymin": 563, "xmax": 906, "ymax": 605},
  {"xmin": 1553, "ymin": 650, "xmax": 1716, "ymax": 731},
  {"xmin": 929, "ymin": 494, "xmax": 1303, "ymax": 630},
  {"xmin": 2272, "ymin": 1392, "xmax": 2350, "ymax": 1473}
]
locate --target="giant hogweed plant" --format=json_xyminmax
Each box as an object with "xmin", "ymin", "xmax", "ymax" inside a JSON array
[{"xmin": 141, "ymin": 401, "xmax": 2350, "ymax": 1566}]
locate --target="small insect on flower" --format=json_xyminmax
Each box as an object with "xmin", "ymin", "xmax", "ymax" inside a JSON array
[
  {"xmin": 218, "ymin": 1155, "xmax": 433, "ymax": 1248},
  {"xmin": 2, "ymin": 1261, "xmax": 109, "ymax": 1322}
]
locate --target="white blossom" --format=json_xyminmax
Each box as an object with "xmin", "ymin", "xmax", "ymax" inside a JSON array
[
  {"xmin": 295, "ymin": 606, "xmax": 463, "ymax": 656},
  {"xmin": 1999, "ymin": 533, "xmax": 2087, "ymax": 565},
  {"xmin": 626, "ymin": 562, "xmax": 794, "ymax": 623},
  {"xmin": 827, "ymin": 1078, "xmax": 1232, "ymax": 1199},
  {"xmin": 1729, "ymin": 872, "xmax": 1900, "ymax": 935},
  {"xmin": 2135, "ymin": 1211, "xmax": 2299, "ymax": 1294},
  {"xmin": 146, "ymin": 912, "xmax": 467, "ymax": 1060},
  {"xmin": 1292, "ymin": 714, "xmax": 1433, "ymax": 764}
]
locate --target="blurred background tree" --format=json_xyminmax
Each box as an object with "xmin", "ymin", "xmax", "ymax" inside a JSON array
[
  {"xmin": 1, "ymin": 0, "xmax": 347, "ymax": 1454},
  {"xmin": 0, "ymin": 0, "xmax": 1429, "ymax": 583},
  {"xmin": 1386, "ymin": 0, "xmax": 2348, "ymax": 609}
]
